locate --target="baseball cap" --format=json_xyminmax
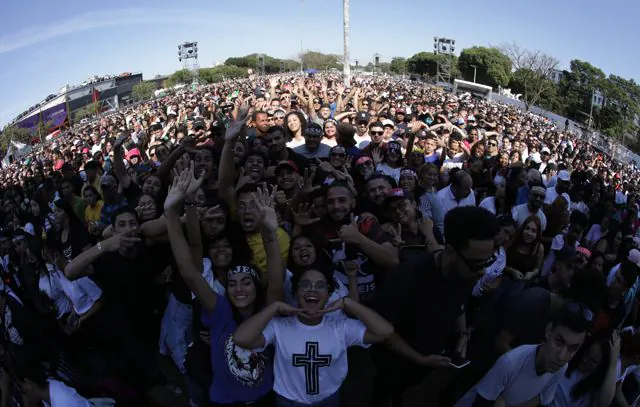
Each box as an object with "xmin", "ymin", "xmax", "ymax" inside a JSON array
[
  {"xmin": 126, "ymin": 148, "xmax": 141, "ymax": 161},
  {"xmin": 558, "ymin": 170, "xmax": 570, "ymax": 182},
  {"xmin": 395, "ymin": 108, "xmax": 405, "ymax": 115},
  {"xmin": 382, "ymin": 188, "xmax": 411, "ymax": 211},
  {"xmin": 275, "ymin": 160, "xmax": 299, "ymax": 174},
  {"xmin": 304, "ymin": 123, "xmax": 323, "ymax": 137},
  {"xmin": 541, "ymin": 146, "xmax": 551, "ymax": 155},
  {"xmin": 381, "ymin": 119, "xmax": 395, "ymax": 128},
  {"xmin": 356, "ymin": 111, "xmax": 370, "ymax": 123}
]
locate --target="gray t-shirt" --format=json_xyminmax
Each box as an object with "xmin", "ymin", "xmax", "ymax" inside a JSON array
[{"xmin": 455, "ymin": 344, "xmax": 566, "ymax": 406}]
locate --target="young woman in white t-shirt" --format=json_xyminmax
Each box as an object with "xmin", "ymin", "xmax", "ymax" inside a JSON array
[{"xmin": 234, "ymin": 267, "xmax": 394, "ymax": 407}]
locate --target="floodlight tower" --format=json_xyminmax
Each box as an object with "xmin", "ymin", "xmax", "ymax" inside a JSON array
[
  {"xmin": 178, "ymin": 41, "xmax": 200, "ymax": 82},
  {"xmin": 433, "ymin": 37, "xmax": 455, "ymax": 84}
]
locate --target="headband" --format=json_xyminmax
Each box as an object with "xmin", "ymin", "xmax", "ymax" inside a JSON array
[
  {"xmin": 227, "ymin": 265, "xmax": 260, "ymax": 280},
  {"xmin": 400, "ymin": 169, "xmax": 417, "ymax": 178}
]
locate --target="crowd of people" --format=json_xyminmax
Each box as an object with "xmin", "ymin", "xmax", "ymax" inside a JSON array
[{"xmin": 0, "ymin": 72, "xmax": 639, "ymax": 407}]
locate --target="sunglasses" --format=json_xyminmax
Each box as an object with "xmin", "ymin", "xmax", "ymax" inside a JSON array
[
  {"xmin": 298, "ymin": 280, "xmax": 328, "ymax": 292},
  {"xmin": 370, "ymin": 131, "xmax": 383, "ymax": 136},
  {"xmin": 331, "ymin": 153, "xmax": 346, "ymax": 158},
  {"xmin": 565, "ymin": 302, "xmax": 594, "ymax": 322}
]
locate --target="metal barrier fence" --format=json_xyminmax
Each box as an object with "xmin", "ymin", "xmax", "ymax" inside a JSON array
[{"xmin": 491, "ymin": 94, "xmax": 640, "ymax": 166}]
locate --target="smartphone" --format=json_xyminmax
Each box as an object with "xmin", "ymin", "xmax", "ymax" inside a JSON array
[{"xmin": 448, "ymin": 360, "xmax": 470, "ymax": 369}]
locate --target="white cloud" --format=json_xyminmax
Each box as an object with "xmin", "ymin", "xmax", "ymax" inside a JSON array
[{"xmin": 0, "ymin": 7, "xmax": 235, "ymax": 55}]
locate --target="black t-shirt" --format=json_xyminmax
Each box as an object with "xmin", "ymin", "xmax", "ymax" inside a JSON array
[
  {"xmin": 373, "ymin": 251, "xmax": 471, "ymax": 384},
  {"xmin": 310, "ymin": 216, "xmax": 391, "ymax": 306},
  {"xmin": 60, "ymin": 223, "xmax": 91, "ymax": 261}
]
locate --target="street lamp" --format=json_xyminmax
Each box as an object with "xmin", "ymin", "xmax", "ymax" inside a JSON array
[{"xmin": 470, "ymin": 65, "xmax": 477, "ymax": 83}]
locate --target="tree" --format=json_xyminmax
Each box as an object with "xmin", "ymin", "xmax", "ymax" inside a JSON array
[
  {"xmin": 406, "ymin": 52, "xmax": 461, "ymax": 80},
  {"xmin": 300, "ymin": 51, "xmax": 342, "ymax": 70},
  {"xmin": 499, "ymin": 43, "xmax": 559, "ymax": 111},
  {"xmin": 457, "ymin": 46, "xmax": 512, "ymax": 88},
  {"xmin": 557, "ymin": 60, "xmax": 607, "ymax": 121},
  {"xmin": 224, "ymin": 54, "xmax": 297, "ymax": 74},
  {"xmin": 199, "ymin": 65, "xmax": 248, "ymax": 84},
  {"xmin": 132, "ymin": 81, "xmax": 157, "ymax": 101},
  {"xmin": 0, "ymin": 126, "xmax": 32, "ymax": 151},
  {"xmin": 168, "ymin": 69, "xmax": 193, "ymax": 86},
  {"xmin": 389, "ymin": 57, "xmax": 407, "ymax": 75}
]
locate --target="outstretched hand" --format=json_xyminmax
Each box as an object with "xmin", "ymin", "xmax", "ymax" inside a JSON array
[
  {"xmin": 253, "ymin": 183, "xmax": 278, "ymax": 234},
  {"xmin": 225, "ymin": 105, "xmax": 250, "ymax": 141},
  {"xmin": 165, "ymin": 165, "xmax": 191, "ymax": 212}
]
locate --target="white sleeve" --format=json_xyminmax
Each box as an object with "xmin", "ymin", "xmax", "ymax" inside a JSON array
[
  {"xmin": 475, "ymin": 351, "xmax": 514, "ymax": 401},
  {"xmin": 539, "ymin": 370, "xmax": 565, "ymax": 405},
  {"xmin": 340, "ymin": 318, "xmax": 369, "ymax": 349},
  {"xmin": 261, "ymin": 318, "xmax": 279, "ymax": 348},
  {"xmin": 550, "ymin": 234, "xmax": 565, "ymax": 251}
]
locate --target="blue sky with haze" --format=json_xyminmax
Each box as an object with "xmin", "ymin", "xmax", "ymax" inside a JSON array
[{"xmin": 0, "ymin": 0, "xmax": 638, "ymax": 127}]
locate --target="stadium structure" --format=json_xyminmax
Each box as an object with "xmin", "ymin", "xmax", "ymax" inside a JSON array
[{"xmin": 7, "ymin": 72, "xmax": 143, "ymax": 134}]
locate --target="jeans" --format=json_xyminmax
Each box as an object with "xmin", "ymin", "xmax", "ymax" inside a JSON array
[
  {"xmin": 275, "ymin": 392, "xmax": 339, "ymax": 407},
  {"xmin": 159, "ymin": 293, "xmax": 193, "ymax": 373}
]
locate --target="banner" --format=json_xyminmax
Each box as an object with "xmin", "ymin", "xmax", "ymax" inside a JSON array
[{"xmin": 17, "ymin": 103, "xmax": 68, "ymax": 132}]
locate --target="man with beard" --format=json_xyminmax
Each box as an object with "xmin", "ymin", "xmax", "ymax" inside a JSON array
[
  {"xmin": 512, "ymin": 185, "xmax": 548, "ymax": 231},
  {"xmin": 293, "ymin": 123, "xmax": 331, "ymax": 159},
  {"xmin": 310, "ymin": 181, "xmax": 398, "ymax": 306},
  {"xmin": 357, "ymin": 173, "xmax": 396, "ymax": 224},
  {"xmin": 236, "ymin": 183, "xmax": 290, "ymax": 275},
  {"xmin": 247, "ymin": 111, "xmax": 270, "ymax": 139}
]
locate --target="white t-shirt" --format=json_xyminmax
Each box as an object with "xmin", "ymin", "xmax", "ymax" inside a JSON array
[
  {"xmin": 286, "ymin": 138, "xmax": 305, "ymax": 149},
  {"xmin": 261, "ymin": 315, "xmax": 369, "ymax": 404},
  {"xmin": 511, "ymin": 203, "xmax": 547, "ymax": 232},
  {"xmin": 479, "ymin": 196, "xmax": 497, "ymax": 215},
  {"xmin": 585, "ymin": 224, "xmax": 606, "ymax": 247},
  {"xmin": 39, "ymin": 273, "xmax": 73, "ymax": 319},
  {"xmin": 545, "ymin": 187, "xmax": 571, "ymax": 207},
  {"xmin": 375, "ymin": 163, "xmax": 402, "ymax": 182},
  {"xmin": 44, "ymin": 379, "xmax": 93, "ymax": 407},
  {"xmin": 552, "ymin": 369, "xmax": 591, "ymax": 407},
  {"xmin": 47, "ymin": 265, "xmax": 102, "ymax": 316},
  {"xmin": 354, "ymin": 134, "xmax": 371, "ymax": 149},
  {"xmin": 455, "ymin": 344, "xmax": 566, "ymax": 407}
]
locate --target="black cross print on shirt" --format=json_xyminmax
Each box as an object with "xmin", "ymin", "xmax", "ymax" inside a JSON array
[{"xmin": 292, "ymin": 341, "xmax": 332, "ymax": 395}]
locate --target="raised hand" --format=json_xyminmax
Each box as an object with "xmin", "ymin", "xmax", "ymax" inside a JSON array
[
  {"xmin": 372, "ymin": 148, "xmax": 382, "ymax": 165},
  {"xmin": 113, "ymin": 132, "xmax": 129, "ymax": 150},
  {"xmin": 165, "ymin": 166, "xmax": 191, "ymax": 212},
  {"xmin": 300, "ymin": 167, "xmax": 320, "ymax": 194},
  {"xmin": 102, "ymin": 229, "xmax": 141, "ymax": 253},
  {"xmin": 225, "ymin": 105, "xmax": 250, "ymax": 141},
  {"xmin": 292, "ymin": 202, "xmax": 321, "ymax": 226},
  {"xmin": 320, "ymin": 298, "xmax": 346, "ymax": 314},
  {"xmin": 253, "ymin": 184, "xmax": 278, "ymax": 233},
  {"xmin": 186, "ymin": 162, "xmax": 206, "ymax": 199},
  {"xmin": 339, "ymin": 214, "xmax": 361, "ymax": 244}
]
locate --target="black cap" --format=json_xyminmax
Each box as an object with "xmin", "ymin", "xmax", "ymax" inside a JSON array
[{"xmin": 356, "ymin": 111, "xmax": 370, "ymax": 123}]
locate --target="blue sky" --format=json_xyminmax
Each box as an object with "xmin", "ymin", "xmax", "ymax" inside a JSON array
[{"xmin": 0, "ymin": 0, "xmax": 638, "ymax": 127}]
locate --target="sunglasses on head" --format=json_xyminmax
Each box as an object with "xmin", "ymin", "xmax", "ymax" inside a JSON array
[{"xmin": 565, "ymin": 302, "xmax": 594, "ymax": 322}]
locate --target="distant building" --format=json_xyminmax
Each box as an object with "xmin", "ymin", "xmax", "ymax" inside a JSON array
[
  {"xmin": 9, "ymin": 72, "xmax": 143, "ymax": 133},
  {"xmin": 592, "ymin": 90, "xmax": 605, "ymax": 107},
  {"xmin": 549, "ymin": 69, "xmax": 563, "ymax": 84}
]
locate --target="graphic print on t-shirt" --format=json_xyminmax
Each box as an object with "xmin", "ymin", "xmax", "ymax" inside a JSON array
[
  {"xmin": 292, "ymin": 342, "xmax": 332, "ymax": 395},
  {"xmin": 224, "ymin": 334, "xmax": 267, "ymax": 386}
]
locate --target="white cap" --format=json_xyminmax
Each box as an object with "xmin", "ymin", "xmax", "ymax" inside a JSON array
[{"xmin": 382, "ymin": 119, "xmax": 395, "ymax": 128}]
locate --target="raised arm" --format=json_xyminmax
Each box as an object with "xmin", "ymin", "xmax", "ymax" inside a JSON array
[
  {"xmin": 164, "ymin": 163, "xmax": 217, "ymax": 312},
  {"xmin": 218, "ymin": 106, "xmax": 249, "ymax": 205},
  {"xmin": 65, "ymin": 230, "xmax": 139, "ymax": 280},
  {"xmin": 252, "ymin": 185, "xmax": 284, "ymax": 304}
]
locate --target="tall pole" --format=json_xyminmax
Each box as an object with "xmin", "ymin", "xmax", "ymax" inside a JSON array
[
  {"xmin": 471, "ymin": 65, "xmax": 477, "ymax": 83},
  {"xmin": 300, "ymin": 0, "xmax": 304, "ymax": 74},
  {"xmin": 343, "ymin": 0, "xmax": 351, "ymax": 86}
]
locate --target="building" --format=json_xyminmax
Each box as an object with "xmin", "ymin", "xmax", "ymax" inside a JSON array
[
  {"xmin": 549, "ymin": 69, "xmax": 563, "ymax": 84},
  {"xmin": 10, "ymin": 72, "xmax": 143, "ymax": 133}
]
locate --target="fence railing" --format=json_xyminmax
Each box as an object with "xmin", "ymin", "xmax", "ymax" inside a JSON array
[{"xmin": 491, "ymin": 94, "xmax": 640, "ymax": 166}]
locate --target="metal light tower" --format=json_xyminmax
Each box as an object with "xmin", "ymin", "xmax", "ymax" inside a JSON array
[
  {"xmin": 433, "ymin": 37, "xmax": 455, "ymax": 84},
  {"xmin": 178, "ymin": 42, "xmax": 200, "ymax": 82},
  {"xmin": 374, "ymin": 54, "xmax": 380, "ymax": 76}
]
